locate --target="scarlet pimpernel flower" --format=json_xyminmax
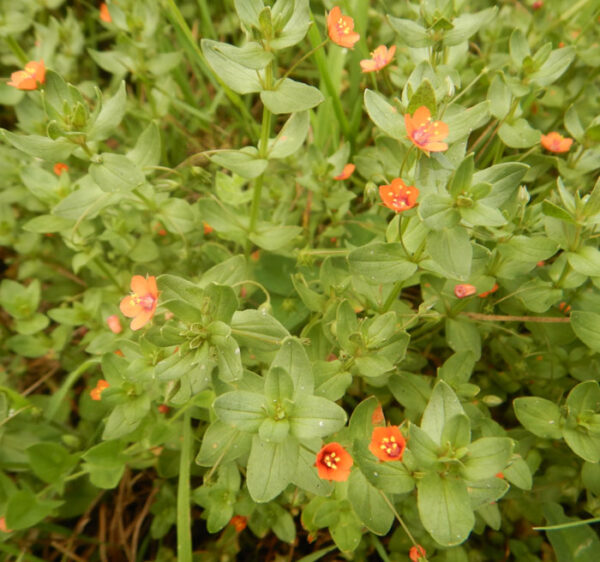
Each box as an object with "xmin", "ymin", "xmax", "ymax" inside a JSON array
[
  {"xmin": 315, "ymin": 442, "xmax": 353, "ymax": 481},
  {"xmin": 541, "ymin": 132, "xmax": 573, "ymax": 153},
  {"xmin": 327, "ymin": 6, "xmax": 360, "ymax": 49},
  {"xmin": 405, "ymin": 106, "xmax": 449, "ymax": 154},
  {"xmin": 478, "ymin": 283, "xmax": 499, "ymax": 298},
  {"xmin": 334, "ymin": 163, "xmax": 355, "ymax": 180},
  {"xmin": 360, "ymin": 45, "xmax": 396, "ymax": 73},
  {"xmin": 229, "ymin": 515, "xmax": 247, "ymax": 532},
  {"xmin": 369, "ymin": 426, "xmax": 406, "ymax": 462},
  {"xmin": 454, "ymin": 284, "xmax": 477, "ymax": 298},
  {"xmin": 119, "ymin": 275, "xmax": 158, "ymax": 330},
  {"xmin": 106, "ymin": 314, "xmax": 122, "ymax": 334},
  {"xmin": 409, "ymin": 545, "xmax": 426, "ymax": 561},
  {"xmin": 99, "ymin": 3, "xmax": 112, "ymax": 23},
  {"xmin": 90, "ymin": 379, "xmax": 109, "ymax": 401},
  {"xmin": 53, "ymin": 162, "xmax": 69, "ymax": 176},
  {"xmin": 379, "ymin": 178, "xmax": 419, "ymax": 212},
  {"xmin": 7, "ymin": 60, "xmax": 46, "ymax": 90}
]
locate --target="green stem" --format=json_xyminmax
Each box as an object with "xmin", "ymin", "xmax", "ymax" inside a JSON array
[
  {"xmin": 307, "ymin": 12, "xmax": 351, "ymax": 139},
  {"xmin": 382, "ymin": 282, "xmax": 403, "ymax": 313},
  {"xmin": 280, "ymin": 39, "xmax": 328, "ymax": 82},
  {"xmin": 94, "ymin": 258, "xmax": 125, "ymax": 292},
  {"xmin": 177, "ymin": 410, "xmax": 193, "ymax": 562},
  {"xmin": 399, "ymin": 146, "xmax": 415, "ymax": 177},
  {"xmin": 4, "ymin": 37, "xmax": 29, "ymax": 65},
  {"xmin": 534, "ymin": 516, "xmax": 600, "ymax": 531}
]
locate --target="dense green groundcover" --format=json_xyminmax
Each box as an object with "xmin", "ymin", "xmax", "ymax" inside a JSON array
[{"xmin": 1, "ymin": 0, "xmax": 600, "ymax": 560}]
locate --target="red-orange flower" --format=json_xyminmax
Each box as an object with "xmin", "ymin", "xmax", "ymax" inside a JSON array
[
  {"xmin": 315, "ymin": 442, "xmax": 353, "ymax": 481},
  {"xmin": 0, "ymin": 517, "xmax": 11, "ymax": 533},
  {"xmin": 158, "ymin": 404, "xmax": 170, "ymax": 414},
  {"xmin": 7, "ymin": 60, "xmax": 46, "ymax": 90},
  {"xmin": 334, "ymin": 163, "xmax": 355, "ymax": 180},
  {"xmin": 53, "ymin": 162, "xmax": 69, "ymax": 176},
  {"xmin": 119, "ymin": 275, "xmax": 158, "ymax": 330},
  {"xmin": 372, "ymin": 404, "xmax": 385, "ymax": 426},
  {"xmin": 90, "ymin": 379, "xmax": 110, "ymax": 401},
  {"xmin": 203, "ymin": 222, "xmax": 213, "ymax": 235},
  {"xmin": 360, "ymin": 45, "xmax": 396, "ymax": 73},
  {"xmin": 379, "ymin": 178, "xmax": 419, "ymax": 212},
  {"xmin": 106, "ymin": 314, "xmax": 122, "ymax": 334},
  {"xmin": 99, "ymin": 3, "xmax": 112, "ymax": 23},
  {"xmin": 409, "ymin": 545, "xmax": 426, "ymax": 561},
  {"xmin": 369, "ymin": 426, "xmax": 406, "ymax": 462},
  {"xmin": 454, "ymin": 284, "xmax": 477, "ymax": 298},
  {"xmin": 405, "ymin": 106, "xmax": 449, "ymax": 154},
  {"xmin": 229, "ymin": 515, "xmax": 247, "ymax": 532},
  {"xmin": 541, "ymin": 132, "xmax": 573, "ymax": 153},
  {"xmin": 478, "ymin": 283, "xmax": 499, "ymax": 298},
  {"xmin": 327, "ymin": 6, "xmax": 360, "ymax": 49}
]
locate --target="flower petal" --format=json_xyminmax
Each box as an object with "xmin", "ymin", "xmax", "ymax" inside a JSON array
[{"xmin": 130, "ymin": 275, "xmax": 148, "ymax": 295}]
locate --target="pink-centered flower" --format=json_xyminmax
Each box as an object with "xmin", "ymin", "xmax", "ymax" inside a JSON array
[
  {"xmin": 7, "ymin": 60, "xmax": 46, "ymax": 90},
  {"xmin": 405, "ymin": 106, "xmax": 449, "ymax": 154},
  {"xmin": 369, "ymin": 426, "xmax": 406, "ymax": 462},
  {"xmin": 315, "ymin": 442, "xmax": 353, "ymax": 481},
  {"xmin": 360, "ymin": 45, "xmax": 396, "ymax": 73},
  {"xmin": 541, "ymin": 132, "xmax": 573, "ymax": 153},
  {"xmin": 327, "ymin": 6, "xmax": 360, "ymax": 49},
  {"xmin": 379, "ymin": 178, "xmax": 419, "ymax": 212},
  {"xmin": 119, "ymin": 275, "xmax": 158, "ymax": 330}
]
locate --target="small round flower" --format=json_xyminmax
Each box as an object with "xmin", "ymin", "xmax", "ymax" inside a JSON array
[
  {"xmin": 90, "ymin": 379, "xmax": 110, "ymax": 401},
  {"xmin": 369, "ymin": 426, "xmax": 406, "ymax": 462},
  {"xmin": 203, "ymin": 222, "xmax": 213, "ymax": 235},
  {"xmin": 409, "ymin": 545, "xmax": 426, "ymax": 561},
  {"xmin": 315, "ymin": 442, "xmax": 353, "ymax": 481},
  {"xmin": 229, "ymin": 515, "xmax": 247, "ymax": 532},
  {"xmin": 327, "ymin": 6, "xmax": 360, "ymax": 49},
  {"xmin": 334, "ymin": 163, "xmax": 355, "ymax": 180},
  {"xmin": 540, "ymin": 132, "xmax": 573, "ymax": 153},
  {"xmin": 360, "ymin": 45, "xmax": 396, "ymax": 73},
  {"xmin": 379, "ymin": 178, "xmax": 419, "ymax": 212},
  {"xmin": 158, "ymin": 404, "xmax": 170, "ymax": 414},
  {"xmin": 106, "ymin": 314, "xmax": 122, "ymax": 334},
  {"xmin": 119, "ymin": 275, "xmax": 159, "ymax": 330},
  {"xmin": 454, "ymin": 284, "xmax": 477, "ymax": 298},
  {"xmin": 53, "ymin": 162, "xmax": 69, "ymax": 176},
  {"xmin": 405, "ymin": 106, "xmax": 449, "ymax": 154},
  {"xmin": 7, "ymin": 60, "xmax": 46, "ymax": 90},
  {"xmin": 100, "ymin": 3, "xmax": 112, "ymax": 23}
]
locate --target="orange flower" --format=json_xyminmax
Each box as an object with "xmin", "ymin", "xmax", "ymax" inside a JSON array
[
  {"xmin": 7, "ymin": 60, "xmax": 46, "ymax": 90},
  {"xmin": 409, "ymin": 545, "xmax": 426, "ymax": 561},
  {"xmin": 119, "ymin": 275, "xmax": 159, "ymax": 330},
  {"xmin": 106, "ymin": 314, "xmax": 122, "ymax": 334},
  {"xmin": 478, "ymin": 283, "xmax": 499, "ymax": 298},
  {"xmin": 90, "ymin": 379, "xmax": 110, "ymax": 401},
  {"xmin": 229, "ymin": 515, "xmax": 247, "ymax": 532},
  {"xmin": 541, "ymin": 132, "xmax": 573, "ymax": 153},
  {"xmin": 334, "ymin": 163, "xmax": 355, "ymax": 180},
  {"xmin": 0, "ymin": 517, "xmax": 11, "ymax": 533},
  {"xmin": 454, "ymin": 284, "xmax": 477, "ymax": 298},
  {"xmin": 315, "ymin": 442, "xmax": 353, "ymax": 481},
  {"xmin": 99, "ymin": 3, "xmax": 112, "ymax": 23},
  {"xmin": 496, "ymin": 472, "xmax": 505, "ymax": 479},
  {"xmin": 371, "ymin": 404, "xmax": 385, "ymax": 426},
  {"xmin": 53, "ymin": 162, "xmax": 69, "ymax": 176},
  {"xmin": 379, "ymin": 178, "xmax": 419, "ymax": 212},
  {"xmin": 405, "ymin": 106, "xmax": 449, "ymax": 154},
  {"xmin": 327, "ymin": 6, "xmax": 360, "ymax": 49},
  {"xmin": 360, "ymin": 45, "xmax": 396, "ymax": 73},
  {"xmin": 158, "ymin": 404, "xmax": 170, "ymax": 414},
  {"xmin": 369, "ymin": 426, "xmax": 406, "ymax": 462},
  {"xmin": 558, "ymin": 301, "xmax": 572, "ymax": 314},
  {"xmin": 203, "ymin": 222, "xmax": 213, "ymax": 235}
]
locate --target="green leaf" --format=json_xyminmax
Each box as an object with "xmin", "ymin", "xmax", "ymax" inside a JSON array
[
  {"xmin": 196, "ymin": 421, "xmax": 250, "ymax": 466},
  {"xmin": 348, "ymin": 243, "xmax": 417, "ymax": 284},
  {"xmin": 26, "ymin": 443, "xmax": 76, "ymax": 484},
  {"xmin": 6, "ymin": 490, "xmax": 62, "ymax": 530},
  {"xmin": 529, "ymin": 47, "xmax": 575, "ymax": 87},
  {"xmin": 542, "ymin": 502, "xmax": 600, "ymax": 562},
  {"xmin": 90, "ymin": 153, "xmax": 145, "ymax": 193},
  {"xmin": 213, "ymin": 391, "xmax": 267, "ymax": 432},
  {"xmin": 567, "ymin": 247, "xmax": 600, "ymax": 276},
  {"xmin": 269, "ymin": 111, "xmax": 310, "ymax": 159},
  {"xmin": 201, "ymin": 39, "xmax": 262, "ymax": 94},
  {"xmin": 290, "ymin": 395, "xmax": 347, "ymax": 439},
  {"xmin": 460, "ymin": 437, "xmax": 513, "ymax": 480},
  {"xmin": 387, "ymin": 17, "xmax": 431, "ymax": 48},
  {"xmin": 417, "ymin": 472, "xmax": 474, "ymax": 546},
  {"xmin": 261, "ymin": 78, "xmax": 324, "ymax": 114},
  {"xmin": 460, "ymin": 202, "xmax": 506, "ymax": 227},
  {"xmin": 503, "ymin": 456, "xmax": 532, "ymax": 490},
  {"xmin": 127, "ymin": 121, "xmax": 161, "ymax": 171},
  {"xmin": 389, "ymin": 372, "xmax": 431, "ymax": 414},
  {"xmin": 246, "ymin": 435, "xmax": 298, "ymax": 502},
  {"xmin": 234, "ymin": 0, "xmax": 264, "ymax": 28},
  {"xmin": 347, "ymin": 470, "xmax": 393, "ymax": 535},
  {"xmin": 474, "ymin": 162, "xmax": 529, "ymax": 207},
  {"xmin": 419, "ymin": 194, "xmax": 461, "ymax": 230},
  {"xmin": 449, "ymin": 154, "xmax": 474, "ymax": 197},
  {"xmin": 446, "ymin": 318, "xmax": 481, "ymax": 360},
  {"xmin": 23, "ymin": 215, "xmax": 74, "ymax": 233},
  {"xmin": 442, "ymin": 7, "xmax": 497, "ymax": 46},
  {"xmin": 565, "ymin": 104, "xmax": 585, "ymax": 142},
  {"xmin": 562, "ymin": 427, "xmax": 600, "ymax": 463},
  {"xmin": 249, "ymin": 224, "xmax": 302, "ymax": 251},
  {"xmin": 509, "ymin": 29, "xmax": 531, "ymax": 67},
  {"xmin": 271, "ymin": 337, "xmax": 314, "ymax": 397},
  {"xmin": 499, "ymin": 118, "xmax": 541, "ymax": 149},
  {"xmin": 231, "ymin": 310, "xmax": 289, "ymax": 352},
  {"xmin": 421, "ymin": 380, "xmax": 466, "ymax": 445},
  {"xmin": 407, "ymin": 79, "xmax": 436, "ymax": 116},
  {"xmin": 445, "ymin": 102, "xmax": 490, "ymax": 143},
  {"xmin": 213, "ymin": 334, "xmax": 243, "ymax": 382},
  {"xmin": 513, "ymin": 397, "xmax": 563, "ymax": 439},
  {"xmin": 1, "ymin": 129, "xmax": 75, "ymax": 161},
  {"xmin": 210, "ymin": 149, "xmax": 268, "ymax": 179},
  {"xmin": 426, "ymin": 227, "xmax": 472, "ymax": 279},
  {"xmin": 88, "ymin": 81, "xmax": 127, "ymax": 141},
  {"xmin": 570, "ymin": 312, "xmax": 600, "ymax": 352},
  {"xmin": 364, "ymin": 89, "xmax": 406, "ymax": 140},
  {"xmin": 498, "ymin": 235, "xmax": 558, "ymax": 264},
  {"xmin": 487, "ymin": 74, "xmax": 511, "ymax": 119},
  {"xmin": 353, "ymin": 442, "xmax": 415, "ymax": 494},
  {"xmin": 291, "ymin": 446, "xmax": 333, "ymax": 496}
]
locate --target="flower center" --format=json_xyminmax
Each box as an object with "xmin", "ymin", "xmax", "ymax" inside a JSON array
[
  {"xmin": 387, "ymin": 189, "xmax": 412, "ymax": 209},
  {"xmin": 380, "ymin": 436, "xmax": 402, "ymax": 457},
  {"xmin": 323, "ymin": 452, "xmax": 341, "ymax": 469},
  {"xmin": 131, "ymin": 292, "xmax": 156, "ymax": 311},
  {"xmin": 412, "ymin": 121, "xmax": 434, "ymax": 145},
  {"xmin": 336, "ymin": 18, "xmax": 351, "ymax": 35}
]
